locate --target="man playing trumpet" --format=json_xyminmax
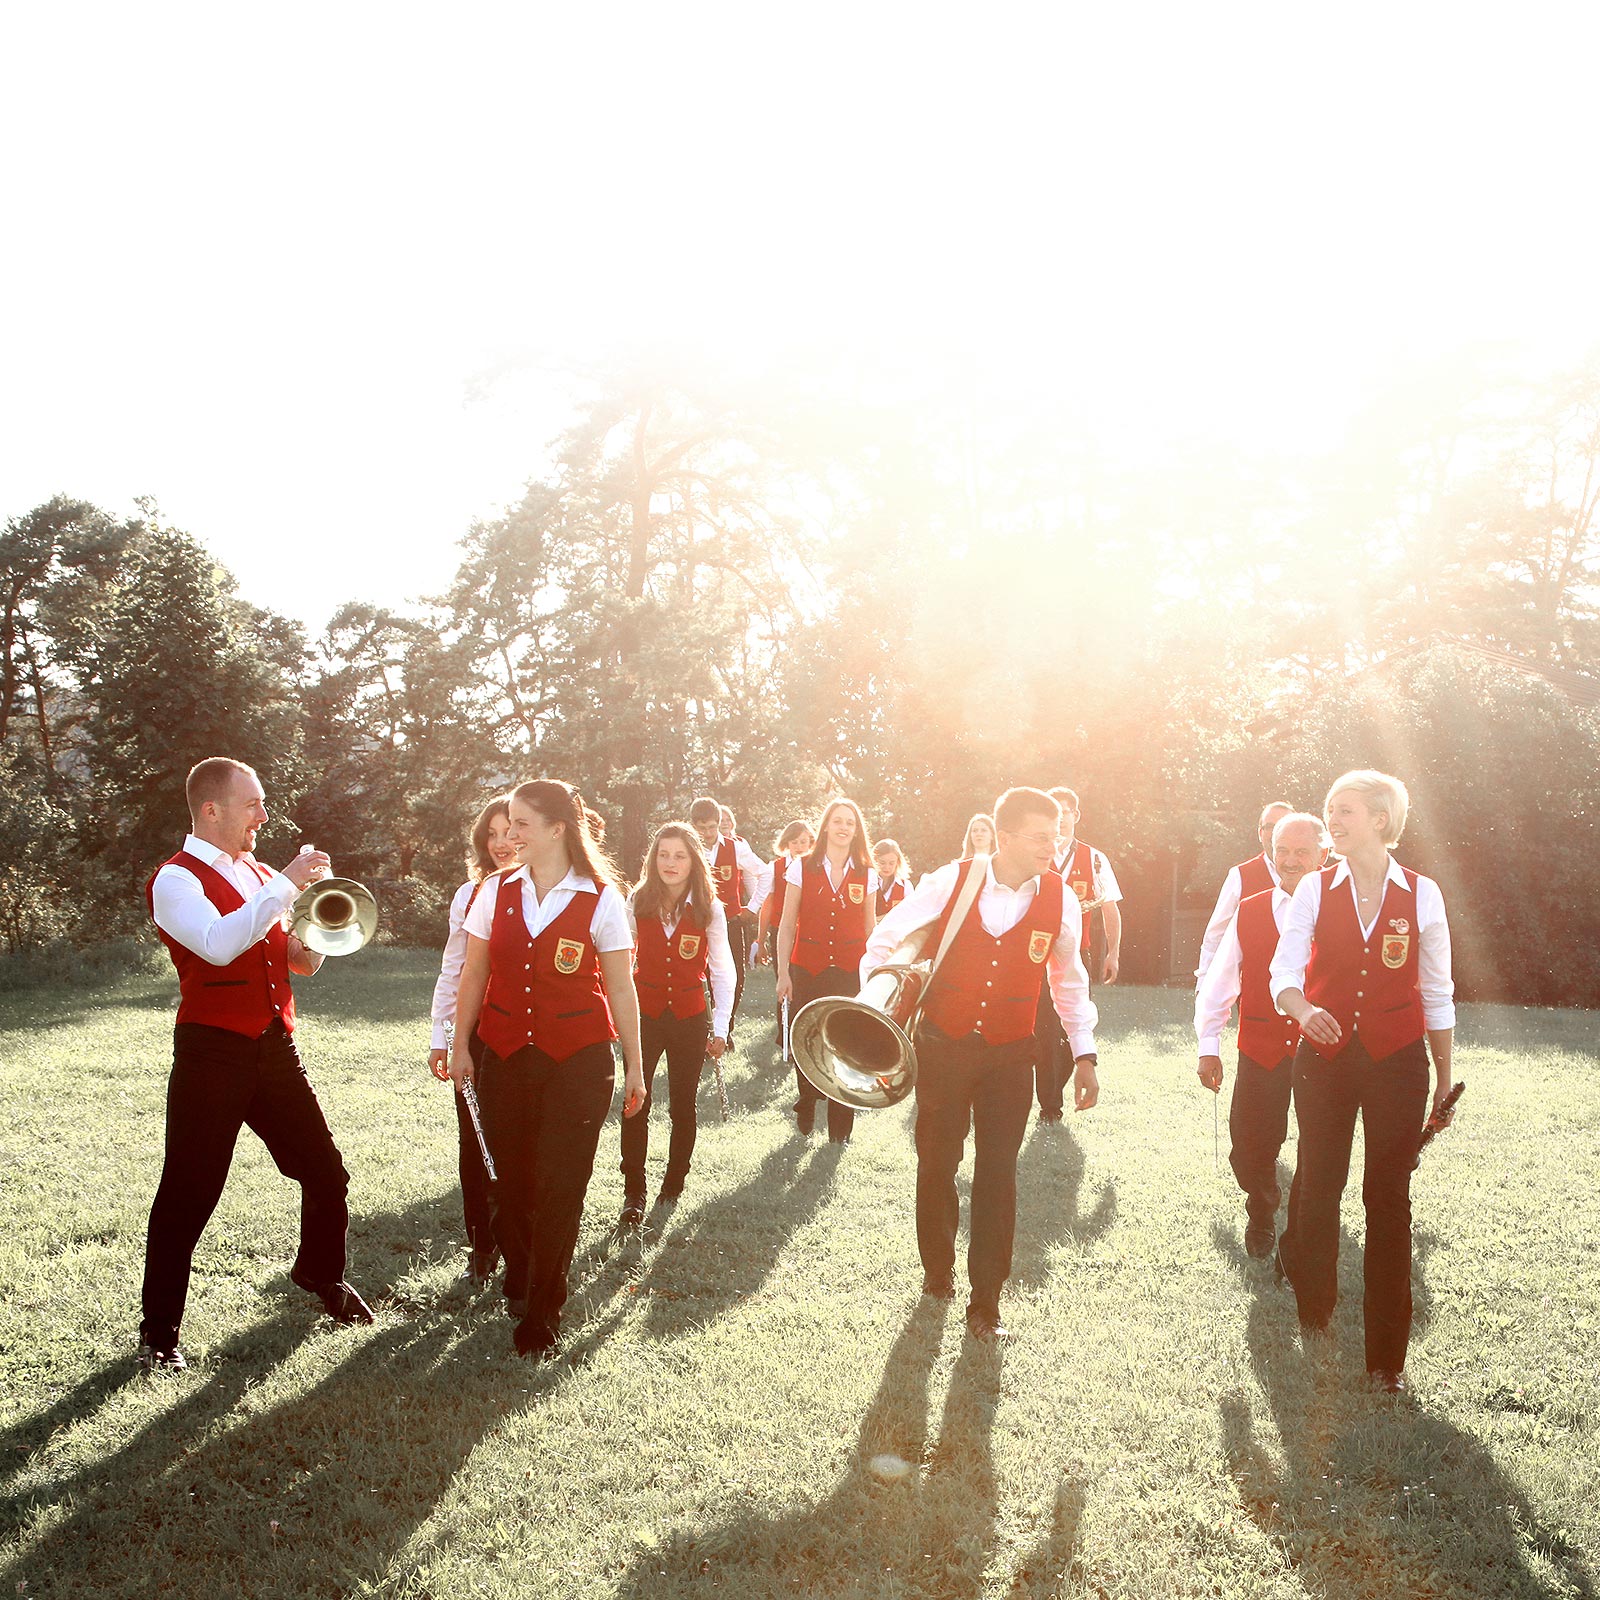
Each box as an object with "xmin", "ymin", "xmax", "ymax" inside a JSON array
[
  {"xmin": 864, "ymin": 787, "xmax": 1099, "ymax": 1342},
  {"xmin": 139, "ymin": 758, "xmax": 373, "ymax": 1371}
]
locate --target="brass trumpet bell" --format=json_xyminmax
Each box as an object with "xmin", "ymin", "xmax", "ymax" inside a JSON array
[{"xmin": 289, "ymin": 877, "xmax": 380, "ymax": 956}]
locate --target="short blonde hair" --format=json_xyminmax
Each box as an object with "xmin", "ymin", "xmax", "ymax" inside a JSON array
[
  {"xmin": 1271, "ymin": 811, "xmax": 1331, "ymax": 849},
  {"xmin": 1323, "ymin": 770, "xmax": 1409, "ymax": 848}
]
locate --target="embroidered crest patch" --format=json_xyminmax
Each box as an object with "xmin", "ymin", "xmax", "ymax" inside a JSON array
[
  {"xmin": 717, "ymin": 864, "xmax": 733, "ymax": 881},
  {"xmin": 1070, "ymin": 878, "xmax": 1090, "ymax": 904},
  {"xmin": 847, "ymin": 883, "xmax": 865, "ymax": 904},
  {"xmin": 554, "ymin": 937, "xmax": 585, "ymax": 975},
  {"xmin": 678, "ymin": 933, "xmax": 701, "ymax": 959},
  {"xmin": 1028, "ymin": 930, "xmax": 1052, "ymax": 964},
  {"xmin": 1381, "ymin": 933, "xmax": 1410, "ymax": 969}
]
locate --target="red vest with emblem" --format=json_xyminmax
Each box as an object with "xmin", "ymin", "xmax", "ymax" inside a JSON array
[
  {"xmin": 633, "ymin": 907, "xmax": 711, "ymax": 1020},
  {"xmin": 146, "ymin": 851, "xmax": 296, "ymax": 1038},
  {"xmin": 1304, "ymin": 864, "xmax": 1425, "ymax": 1062},
  {"xmin": 712, "ymin": 837, "xmax": 742, "ymax": 916},
  {"xmin": 790, "ymin": 855, "xmax": 872, "ymax": 975},
  {"xmin": 478, "ymin": 874, "xmax": 617, "ymax": 1062},
  {"xmin": 876, "ymin": 878, "xmax": 906, "ymax": 918},
  {"xmin": 1053, "ymin": 840, "xmax": 1095, "ymax": 953},
  {"xmin": 922, "ymin": 860, "xmax": 1064, "ymax": 1048},
  {"xmin": 1234, "ymin": 888, "xmax": 1298, "ymax": 1069},
  {"xmin": 1236, "ymin": 853, "xmax": 1275, "ymax": 900}
]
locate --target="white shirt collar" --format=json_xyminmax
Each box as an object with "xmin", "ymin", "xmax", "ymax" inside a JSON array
[
  {"xmin": 1326, "ymin": 855, "xmax": 1408, "ymax": 891},
  {"xmin": 508, "ymin": 864, "xmax": 595, "ymax": 895},
  {"xmin": 985, "ymin": 860, "xmax": 1041, "ymax": 897},
  {"xmin": 182, "ymin": 833, "xmax": 245, "ymax": 871}
]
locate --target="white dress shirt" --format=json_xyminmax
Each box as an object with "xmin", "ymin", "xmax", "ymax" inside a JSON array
[
  {"xmin": 1269, "ymin": 857, "xmax": 1456, "ymax": 1031},
  {"xmin": 784, "ymin": 856, "xmax": 882, "ymax": 896},
  {"xmin": 624, "ymin": 895, "xmax": 737, "ymax": 1037},
  {"xmin": 430, "ymin": 876, "xmax": 494, "ymax": 1049},
  {"xmin": 704, "ymin": 836, "xmax": 767, "ymax": 910},
  {"xmin": 1195, "ymin": 854, "xmax": 1281, "ymax": 986},
  {"xmin": 1054, "ymin": 839, "xmax": 1122, "ymax": 905},
  {"xmin": 863, "ymin": 859, "xmax": 1098, "ymax": 1058},
  {"xmin": 1194, "ymin": 886, "xmax": 1290, "ymax": 1055},
  {"xmin": 150, "ymin": 833, "xmax": 298, "ymax": 966},
  {"xmin": 463, "ymin": 865, "xmax": 633, "ymax": 953}
]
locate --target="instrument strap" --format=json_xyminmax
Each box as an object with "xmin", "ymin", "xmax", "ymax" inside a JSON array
[{"xmin": 924, "ymin": 851, "xmax": 991, "ymax": 989}]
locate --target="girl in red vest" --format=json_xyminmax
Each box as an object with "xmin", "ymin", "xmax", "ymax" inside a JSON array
[
  {"xmin": 752, "ymin": 819, "xmax": 814, "ymax": 1025},
  {"xmin": 427, "ymin": 794, "xmax": 516, "ymax": 1285},
  {"xmin": 619, "ymin": 822, "xmax": 734, "ymax": 1226},
  {"xmin": 873, "ymin": 838, "xmax": 911, "ymax": 917},
  {"xmin": 450, "ymin": 779, "xmax": 646, "ymax": 1358},
  {"xmin": 962, "ymin": 813, "xmax": 997, "ymax": 859},
  {"xmin": 1269, "ymin": 769, "xmax": 1456, "ymax": 1394},
  {"xmin": 775, "ymin": 797, "xmax": 878, "ymax": 1142}
]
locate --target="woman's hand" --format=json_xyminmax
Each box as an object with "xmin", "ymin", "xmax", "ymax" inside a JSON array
[
  {"xmin": 706, "ymin": 1036, "xmax": 728, "ymax": 1060},
  {"xmin": 428, "ymin": 1048, "xmax": 450, "ymax": 1082},
  {"xmin": 776, "ymin": 971, "xmax": 793, "ymax": 1005},
  {"xmin": 622, "ymin": 1064, "xmax": 647, "ymax": 1117},
  {"xmin": 449, "ymin": 1044, "xmax": 475, "ymax": 1090}
]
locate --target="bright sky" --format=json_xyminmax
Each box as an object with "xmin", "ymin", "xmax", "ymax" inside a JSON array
[{"xmin": 5, "ymin": 5, "xmax": 1598, "ymax": 632}]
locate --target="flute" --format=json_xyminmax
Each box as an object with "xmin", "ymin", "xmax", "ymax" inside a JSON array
[{"xmin": 446, "ymin": 1021, "xmax": 497, "ymax": 1182}]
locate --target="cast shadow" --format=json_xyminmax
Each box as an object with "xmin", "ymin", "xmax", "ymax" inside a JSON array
[
  {"xmin": 1212, "ymin": 1224, "xmax": 1594, "ymax": 1599},
  {"xmin": 1014, "ymin": 1122, "xmax": 1117, "ymax": 1266}
]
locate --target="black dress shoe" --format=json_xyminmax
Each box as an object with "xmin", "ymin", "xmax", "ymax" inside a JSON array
[
  {"xmin": 1369, "ymin": 1368, "xmax": 1407, "ymax": 1395},
  {"xmin": 965, "ymin": 1309, "xmax": 1010, "ymax": 1343},
  {"xmin": 513, "ymin": 1316, "xmax": 559, "ymax": 1359},
  {"xmin": 1244, "ymin": 1225, "xmax": 1276, "ymax": 1259},
  {"xmin": 137, "ymin": 1341, "xmax": 188, "ymax": 1372},
  {"xmin": 291, "ymin": 1271, "xmax": 375, "ymax": 1325},
  {"xmin": 921, "ymin": 1272, "xmax": 956, "ymax": 1301},
  {"xmin": 619, "ymin": 1196, "xmax": 646, "ymax": 1232}
]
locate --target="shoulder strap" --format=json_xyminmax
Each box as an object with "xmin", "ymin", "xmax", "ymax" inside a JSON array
[{"xmin": 926, "ymin": 854, "xmax": 989, "ymax": 983}]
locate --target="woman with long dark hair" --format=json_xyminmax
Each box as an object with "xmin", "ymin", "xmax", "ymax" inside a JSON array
[
  {"xmin": 775, "ymin": 797, "xmax": 878, "ymax": 1144},
  {"xmin": 619, "ymin": 822, "xmax": 735, "ymax": 1226},
  {"xmin": 428, "ymin": 794, "xmax": 517, "ymax": 1283},
  {"xmin": 451, "ymin": 779, "xmax": 646, "ymax": 1357},
  {"xmin": 1269, "ymin": 769, "xmax": 1456, "ymax": 1395}
]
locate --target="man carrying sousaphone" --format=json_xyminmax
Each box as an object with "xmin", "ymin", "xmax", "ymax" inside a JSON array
[{"xmin": 863, "ymin": 787, "xmax": 1099, "ymax": 1342}]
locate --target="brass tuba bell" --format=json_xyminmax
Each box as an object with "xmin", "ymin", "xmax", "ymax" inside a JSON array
[
  {"xmin": 289, "ymin": 877, "xmax": 380, "ymax": 956},
  {"xmin": 790, "ymin": 928, "xmax": 933, "ymax": 1110}
]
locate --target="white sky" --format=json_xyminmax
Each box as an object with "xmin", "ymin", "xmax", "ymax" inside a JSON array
[{"xmin": 4, "ymin": 4, "xmax": 1598, "ymax": 632}]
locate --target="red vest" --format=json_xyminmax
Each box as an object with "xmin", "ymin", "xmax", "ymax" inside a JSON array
[
  {"xmin": 633, "ymin": 908, "xmax": 711, "ymax": 1020},
  {"xmin": 712, "ymin": 837, "xmax": 741, "ymax": 916},
  {"xmin": 147, "ymin": 851, "xmax": 296, "ymax": 1038},
  {"xmin": 790, "ymin": 856, "xmax": 871, "ymax": 975},
  {"xmin": 922, "ymin": 861, "xmax": 1063, "ymax": 1047},
  {"xmin": 1304, "ymin": 864, "xmax": 1425, "ymax": 1063},
  {"xmin": 876, "ymin": 878, "xmax": 906, "ymax": 918},
  {"xmin": 478, "ymin": 874, "xmax": 617, "ymax": 1062},
  {"xmin": 1053, "ymin": 839, "xmax": 1095, "ymax": 953},
  {"xmin": 1237, "ymin": 853, "xmax": 1275, "ymax": 899},
  {"xmin": 1235, "ymin": 889, "xmax": 1298, "ymax": 1069}
]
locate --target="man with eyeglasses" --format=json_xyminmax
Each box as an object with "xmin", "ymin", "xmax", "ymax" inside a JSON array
[{"xmin": 863, "ymin": 787, "xmax": 1099, "ymax": 1342}]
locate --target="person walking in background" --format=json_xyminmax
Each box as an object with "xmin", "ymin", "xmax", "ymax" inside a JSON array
[
  {"xmin": 689, "ymin": 798, "xmax": 764, "ymax": 1041},
  {"xmin": 873, "ymin": 838, "xmax": 910, "ymax": 917},
  {"xmin": 1195, "ymin": 799, "xmax": 1294, "ymax": 986},
  {"xmin": 427, "ymin": 793, "xmax": 517, "ymax": 1285}
]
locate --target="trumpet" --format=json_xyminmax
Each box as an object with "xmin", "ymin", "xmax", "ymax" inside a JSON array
[{"xmin": 287, "ymin": 847, "xmax": 380, "ymax": 956}]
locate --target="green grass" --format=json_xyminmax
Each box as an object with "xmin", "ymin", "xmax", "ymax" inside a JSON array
[{"xmin": 1, "ymin": 953, "xmax": 1596, "ymax": 1598}]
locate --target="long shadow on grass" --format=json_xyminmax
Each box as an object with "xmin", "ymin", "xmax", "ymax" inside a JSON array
[
  {"xmin": 0, "ymin": 1192, "xmax": 642, "ymax": 1599},
  {"xmin": 1213, "ymin": 1224, "xmax": 1595, "ymax": 1600},
  {"xmin": 634, "ymin": 1139, "xmax": 844, "ymax": 1340},
  {"xmin": 614, "ymin": 1304, "xmax": 1085, "ymax": 1600},
  {"xmin": 1014, "ymin": 1122, "xmax": 1116, "ymax": 1261}
]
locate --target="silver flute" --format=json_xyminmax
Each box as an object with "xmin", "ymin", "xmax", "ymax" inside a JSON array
[{"xmin": 446, "ymin": 1022, "xmax": 497, "ymax": 1182}]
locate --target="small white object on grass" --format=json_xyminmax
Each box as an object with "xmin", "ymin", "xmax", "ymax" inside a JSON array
[{"xmin": 868, "ymin": 1453, "xmax": 913, "ymax": 1482}]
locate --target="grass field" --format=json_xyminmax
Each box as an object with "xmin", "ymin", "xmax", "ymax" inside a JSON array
[{"xmin": 1, "ymin": 952, "xmax": 1596, "ymax": 1599}]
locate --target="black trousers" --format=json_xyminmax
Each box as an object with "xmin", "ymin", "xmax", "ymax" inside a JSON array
[
  {"xmin": 787, "ymin": 963, "xmax": 856, "ymax": 1141},
  {"xmin": 1284, "ymin": 1034, "xmax": 1430, "ymax": 1372},
  {"xmin": 477, "ymin": 1039, "xmax": 614, "ymax": 1344},
  {"xmin": 1032, "ymin": 958, "xmax": 1089, "ymax": 1114},
  {"xmin": 618, "ymin": 1010, "xmax": 709, "ymax": 1196},
  {"xmin": 913, "ymin": 1029, "xmax": 1035, "ymax": 1319},
  {"xmin": 1230, "ymin": 1050, "xmax": 1295, "ymax": 1230},
  {"xmin": 141, "ymin": 1020, "xmax": 350, "ymax": 1349},
  {"xmin": 726, "ymin": 914, "xmax": 749, "ymax": 1032},
  {"xmin": 452, "ymin": 1029, "xmax": 496, "ymax": 1254}
]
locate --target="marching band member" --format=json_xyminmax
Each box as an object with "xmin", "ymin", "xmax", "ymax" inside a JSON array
[
  {"xmin": 961, "ymin": 813, "xmax": 998, "ymax": 859},
  {"xmin": 1195, "ymin": 800, "xmax": 1293, "ymax": 987},
  {"xmin": 865, "ymin": 787, "xmax": 1098, "ymax": 1342},
  {"xmin": 618, "ymin": 823, "xmax": 735, "ymax": 1226},
  {"xmin": 1033, "ymin": 786, "xmax": 1124, "ymax": 1121},
  {"xmin": 140, "ymin": 758, "xmax": 372, "ymax": 1370},
  {"xmin": 1270, "ymin": 770, "xmax": 1456, "ymax": 1394},
  {"xmin": 689, "ymin": 798, "xmax": 764, "ymax": 1040},
  {"xmin": 427, "ymin": 794, "xmax": 517, "ymax": 1284},
  {"xmin": 873, "ymin": 838, "xmax": 910, "ymax": 917},
  {"xmin": 775, "ymin": 796, "xmax": 878, "ymax": 1144},
  {"xmin": 450, "ymin": 779, "xmax": 646, "ymax": 1358},
  {"xmin": 751, "ymin": 818, "xmax": 815, "ymax": 1016},
  {"xmin": 1194, "ymin": 812, "xmax": 1329, "ymax": 1258}
]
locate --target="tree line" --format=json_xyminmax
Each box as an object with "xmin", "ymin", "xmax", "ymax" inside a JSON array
[{"xmin": 4, "ymin": 356, "xmax": 1598, "ymax": 1004}]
